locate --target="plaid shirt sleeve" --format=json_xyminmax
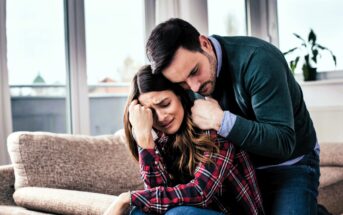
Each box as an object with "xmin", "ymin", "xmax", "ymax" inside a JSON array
[
  {"xmin": 138, "ymin": 146, "xmax": 172, "ymax": 189},
  {"xmin": 132, "ymin": 134, "xmax": 237, "ymax": 214}
]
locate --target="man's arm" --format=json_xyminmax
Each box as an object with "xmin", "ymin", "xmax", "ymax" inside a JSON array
[
  {"xmin": 225, "ymin": 48, "xmax": 296, "ymax": 159},
  {"xmin": 192, "ymin": 47, "xmax": 296, "ymax": 159}
]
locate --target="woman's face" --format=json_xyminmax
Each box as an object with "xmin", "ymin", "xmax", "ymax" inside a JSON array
[{"xmin": 138, "ymin": 90, "xmax": 184, "ymax": 134}]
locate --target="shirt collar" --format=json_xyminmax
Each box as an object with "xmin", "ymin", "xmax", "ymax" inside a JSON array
[{"xmin": 208, "ymin": 36, "xmax": 222, "ymax": 77}]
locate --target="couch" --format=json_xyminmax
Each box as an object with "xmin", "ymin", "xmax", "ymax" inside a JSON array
[{"xmin": 0, "ymin": 130, "xmax": 342, "ymax": 215}]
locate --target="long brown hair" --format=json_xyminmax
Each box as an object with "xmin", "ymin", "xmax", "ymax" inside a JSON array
[{"xmin": 123, "ymin": 65, "xmax": 218, "ymax": 176}]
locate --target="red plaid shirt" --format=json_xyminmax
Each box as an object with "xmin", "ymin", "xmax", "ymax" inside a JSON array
[{"xmin": 131, "ymin": 130, "xmax": 264, "ymax": 214}]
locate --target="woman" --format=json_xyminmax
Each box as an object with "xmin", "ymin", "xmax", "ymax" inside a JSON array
[{"xmin": 104, "ymin": 65, "xmax": 264, "ymax": 215}]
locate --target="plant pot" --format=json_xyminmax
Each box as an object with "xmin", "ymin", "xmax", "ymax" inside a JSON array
[{"xmin": 302, "ymin": 65, "xmax": 317, "ymax": 81}]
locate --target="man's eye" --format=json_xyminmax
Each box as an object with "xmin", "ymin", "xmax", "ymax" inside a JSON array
[{"xmin": 190, "ymin": 68, "xmax": 198, "ymax": 76}]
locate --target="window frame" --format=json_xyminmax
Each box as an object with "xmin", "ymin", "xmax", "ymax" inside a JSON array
[
  {"xmin": 65, "ymin": 0, "xmax": 90, "ymax": 134},
  {"xmin": 0, "ymin": 0, "xmax": 12, "ymax": 164},
  {"xmin": 1, "ymin": 0, "xmax": 342, "ymax": 165}
]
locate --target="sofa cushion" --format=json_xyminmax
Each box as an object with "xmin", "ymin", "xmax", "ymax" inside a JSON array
[
  {"xmin": 319, "ymin": 167, "xmax": 343, "ymax": 188},
  {"xmin": 7, "ymin": 130, "xmax": 143, "ymax": 195},
  {"xmin": 13, "ymin": 187, "xmax": 115, "ymax": 215},
  {"xmin": 318, "ymin": 178, "xmax": 343, "ymax": 215},
  {"xmin": 0, "ymin": 165, "xmax": 16, "ymax": 206},
  {"xmin": 0, "ymin": 205, "xmax": 53, "ymax": 215},
  {"xmin": 320, "ymin": 143, "xmax": 343, "ymax": 167}
]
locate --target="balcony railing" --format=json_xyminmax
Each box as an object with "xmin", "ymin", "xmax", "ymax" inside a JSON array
[{"xmin": 10, "ymin": 84, "xmax": 130, "ymax": 135}]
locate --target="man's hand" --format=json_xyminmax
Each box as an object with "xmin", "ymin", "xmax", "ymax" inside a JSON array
[
  {"xmin": 191, "ymin": 97, "xmax": 224, "ymax": 131},
  {"xmin": 103, "ymin": 192, "xmax": 130, "ymax": 215},
  {"xmin": 128, "ymin": 100, "xmax": 155, "ymax": 149}
]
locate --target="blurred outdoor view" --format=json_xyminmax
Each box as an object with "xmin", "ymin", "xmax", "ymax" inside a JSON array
[{"xmin": 6, "ymin": 0, "xmax": 342, "ymax": 135}]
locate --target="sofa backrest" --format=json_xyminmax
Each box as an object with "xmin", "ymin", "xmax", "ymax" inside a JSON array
[{"xmin": 7, "ymin": 129, "xmax": 144, "ymax": 196}]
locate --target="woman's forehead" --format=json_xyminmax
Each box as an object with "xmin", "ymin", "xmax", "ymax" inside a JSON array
[{"xmin": 138, "ymin": 90, "xmax": 174, "ymax": 107}]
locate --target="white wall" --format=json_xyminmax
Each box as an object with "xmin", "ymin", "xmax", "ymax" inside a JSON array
[{"xmin": 301, "ymin": 79, "xmax": 343, "ymax": 143}]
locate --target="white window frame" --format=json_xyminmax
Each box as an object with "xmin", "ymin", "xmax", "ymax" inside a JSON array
[
  {"xmin": 0, "ymin": 0, "xmax": 12, "ymax": 165},
  {"xmin": 246, "ymin": 0, "xmax": 279, "ymax": 46},
  {"xmin": 2, "ymin": 0, "xmax": 341, "ymax": 165},
  {"xmin": 64, "ymin": 0, "xmax": 90, "ymax": 135},
  {"xmin": 269, "ymin": 0, "xmax": 343, "ymax": 79}
]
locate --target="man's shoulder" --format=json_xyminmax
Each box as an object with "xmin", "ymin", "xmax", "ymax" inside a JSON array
[{"xmin": 212, "ymin": 35, "xmax": 272, "ymax": 49}]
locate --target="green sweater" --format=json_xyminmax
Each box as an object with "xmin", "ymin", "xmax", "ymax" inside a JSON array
[{"xmin": 212, "ymin": 35, "xmax": 317, "ymax": 166}]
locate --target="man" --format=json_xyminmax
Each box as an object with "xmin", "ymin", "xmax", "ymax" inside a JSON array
[{"xmin": 146, "ymin": 18, "xmax": 320, "ymax": 214}]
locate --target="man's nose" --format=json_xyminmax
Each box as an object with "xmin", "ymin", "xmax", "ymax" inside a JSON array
[{"xmin": 187, "ymin": 79, "xmax": 201, "ymax": 93}]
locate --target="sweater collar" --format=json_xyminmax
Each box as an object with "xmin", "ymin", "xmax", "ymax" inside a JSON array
[{"xmin": 208, "ymin": 36, "xmax": 223, "ymax": 78}]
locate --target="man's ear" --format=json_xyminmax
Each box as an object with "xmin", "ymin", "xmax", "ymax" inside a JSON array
[{"xmin": 198, "ymin": 35, "xmax": 213, "ymax": 53}]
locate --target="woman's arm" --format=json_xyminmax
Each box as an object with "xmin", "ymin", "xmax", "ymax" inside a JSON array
[
  {"xmin": 138, "ymin": 146, "xmax": 172, "ymax": 188},
  {"xmin": 131, "ymin": 136, "xmax": 237, "ymax": 214}
]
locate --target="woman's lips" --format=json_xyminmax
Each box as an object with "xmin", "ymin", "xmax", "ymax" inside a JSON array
[{"xmin": 162, "ymin": 119, "xmax": 174, "ymax": 128}]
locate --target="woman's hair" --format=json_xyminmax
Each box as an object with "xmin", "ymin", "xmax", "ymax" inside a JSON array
[{"xmin": 123, "ymin": 65, "xmax": 218, "ymax": 176}]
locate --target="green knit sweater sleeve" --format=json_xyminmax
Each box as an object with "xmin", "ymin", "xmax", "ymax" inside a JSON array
[{"xmin": 227, "ymin": 47, "xmax": 296, "ymax": 159}]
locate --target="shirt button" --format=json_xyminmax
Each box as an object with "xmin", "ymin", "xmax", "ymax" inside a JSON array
[
  {"xmin": 155, "ymin": 150, "xmax": 159, "ymax": 154},
  {"xmin": 143, "ymin": 207, "xmax": 149, "ymax": 212},
  {"xmin": 154, "ymin": 161, "xmax": 158, "ymax": 165}
]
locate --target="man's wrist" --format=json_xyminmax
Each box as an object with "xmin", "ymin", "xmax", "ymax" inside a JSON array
[
  {"xmin": 213, "ymin": 109, "xmax": 224, "ymax": 131},
  {"xmin": 217, "ymin": 111, "xmax": 237, "ymax": 137}
]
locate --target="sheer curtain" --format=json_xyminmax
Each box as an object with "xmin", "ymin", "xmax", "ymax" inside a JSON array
[{"xmin": 155, "ymin": 0, "xmax": 208, "ymax": 35}]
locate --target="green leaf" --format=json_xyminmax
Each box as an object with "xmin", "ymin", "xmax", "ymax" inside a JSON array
[
  {"xmin": 333, "ymin": 55, "xmax": 337, "ymax": 66},
  {"xmin": 308, "ymin": 29, "xmax": 316, "ymax": 45},
  {"xmin": 304, "ymin": 54, "xmax": 310, "ymax": 66},
  {"xmin": 316, "ymin": 44, "xmax": 328, "ymax": 50},
  {"xmin": 283, "ymin": 47, "xmax": 298, "ymax": 55},
  {"xmin": 312, "ymin": 49, "xmax": 319, "ymax": 63},
  {"xmin": 315, "ymin": 44, "xmax": 337, "ymax": 66},
  {"xmin": 289, "ymin": 56, "xmax": 300, "ymax": 74},
  {"xmin": 293, "ymin": 33, "xmax": 306, "ymax": 44},
  {"xmin": 294, "ymin": 56, "xmax": 300, "ymax": 69}
]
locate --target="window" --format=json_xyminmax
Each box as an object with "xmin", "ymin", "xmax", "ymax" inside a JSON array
[
  {"xmin": 84, "ymin": 0, "xmax": 145, "ymax": 135},
  {"xmin": 7, "ymin": 0, "xmax": 69, "ymax": 133},
  {"xmin": 278, "ymin": 0, "xmax": 343, "ymax": 73},
  {"xmin": 207, "ymin": 0, "xmax": 247, "ymax": 36}
]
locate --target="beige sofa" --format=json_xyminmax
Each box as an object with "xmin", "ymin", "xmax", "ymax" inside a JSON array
[{"xmin": 0, "ymin": 130, "xmax": 342, "ymax": 215}]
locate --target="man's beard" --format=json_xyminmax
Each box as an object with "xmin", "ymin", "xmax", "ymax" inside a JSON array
[{"xmin": 198, "ymin": 51, "xmax": 217, "ymax": 96}]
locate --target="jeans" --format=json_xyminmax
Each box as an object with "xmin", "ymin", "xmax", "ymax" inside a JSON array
[
  {"xmin": 131, "ymin": 206, "xmax": 225, "ymax": 215},
  {"xmin": 256, "ymin": 149, "xmax": 320, "ymax": 215}
]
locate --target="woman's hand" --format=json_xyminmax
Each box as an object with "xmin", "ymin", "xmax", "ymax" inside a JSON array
[
  {"xmin": 128, "ymin": 100, "xmax": 155, "ymax": 149},
  {"xmin": 103, "ymin": 192, "xmax": 131, "ymax": 215}
]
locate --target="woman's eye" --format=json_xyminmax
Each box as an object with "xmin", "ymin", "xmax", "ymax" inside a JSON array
[{"xmin": 161, "ymin": 102, "xmax": 170, "ymax": 107}]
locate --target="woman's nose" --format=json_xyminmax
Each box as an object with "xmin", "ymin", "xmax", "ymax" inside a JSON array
[{"xmin": 156, "ymin": 110, "xmax": 167, "ymax": 122}]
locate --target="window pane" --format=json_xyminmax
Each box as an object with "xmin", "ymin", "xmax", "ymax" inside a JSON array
[
  {"xmin": 7, "ymin": 0, "xmax": 68, "ymax": 133},
  {"xmin": 278, "ymin": 0, "xmax": 343, "ymax": 73},
  {"xmin": 85, "ymin": 0, "xmax": 145, "ymax": 135},
  {"xmin": 207, "ymin": 0, "xmax": 247, "ymax": 36}
]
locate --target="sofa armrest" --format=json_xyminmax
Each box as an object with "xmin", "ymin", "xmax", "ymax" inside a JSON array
[
  {"xmin": 0, "ymin": 165, "xmax": 16, "ymax": 206},
  {"xmin": 13, "ymin": 187, "xmax": 115, "ymax": 215}
]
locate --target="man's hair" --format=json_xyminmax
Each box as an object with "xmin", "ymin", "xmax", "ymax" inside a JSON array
[{"xmin": 146, "ymin": 18, "xmax": 202, "ymax": 74}]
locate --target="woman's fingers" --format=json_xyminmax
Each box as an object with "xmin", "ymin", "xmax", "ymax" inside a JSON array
[{"xmin": 129, "ymin": 99, "xmax": 138, "ymax": 113}]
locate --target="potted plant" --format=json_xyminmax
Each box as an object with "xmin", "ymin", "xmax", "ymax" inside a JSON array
[{"xmin": 283, "ymin": 29, "xmax": 337, "ymax": 81}]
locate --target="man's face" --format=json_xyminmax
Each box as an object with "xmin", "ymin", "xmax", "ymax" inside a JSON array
[{"xmin": 162, "ymin": 36, "xmax": 217, "ymax": 96}]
